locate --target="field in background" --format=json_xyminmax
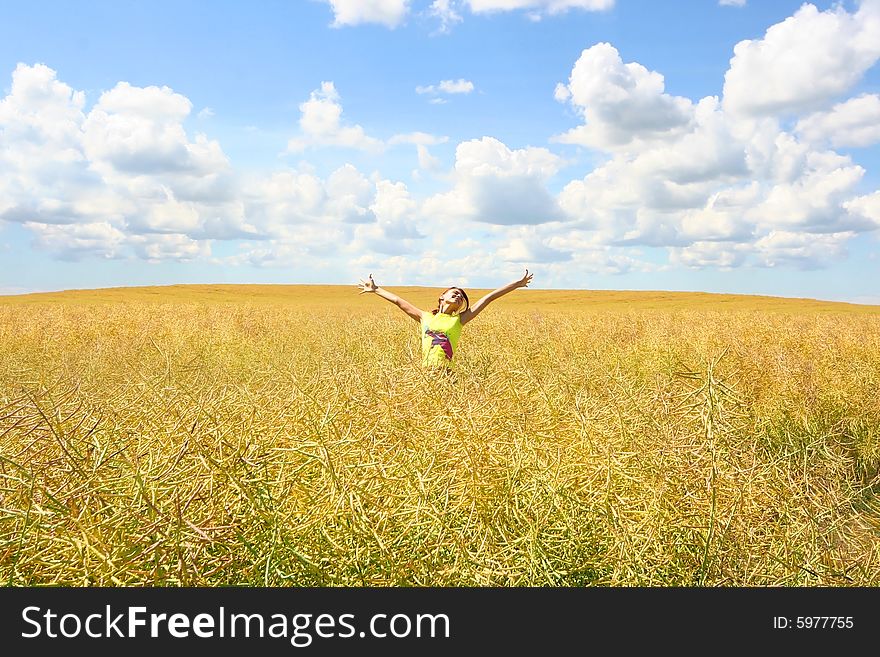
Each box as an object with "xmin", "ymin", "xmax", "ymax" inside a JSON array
[
  {"xmin": 7, "ymin": 283, "xmax": 879, "ymax": 314},
  {"xmin": 1, "ymin": 285, "xmax": 879, "ymax": 586}
]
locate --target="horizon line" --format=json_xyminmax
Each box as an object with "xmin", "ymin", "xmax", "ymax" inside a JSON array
[{"xmin": 2, "ymin": 282, "xmax": 878, "ymax": 307}]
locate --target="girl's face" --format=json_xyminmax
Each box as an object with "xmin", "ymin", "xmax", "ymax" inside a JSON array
[{"xmin": 439, "ymin": 288, "xmax": 466, "ymax": 313}]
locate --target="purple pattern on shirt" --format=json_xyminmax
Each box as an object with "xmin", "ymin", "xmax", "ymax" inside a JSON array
[{"xmin": 425, "ymin": 329, "xmax": 453, "ymax": 359}]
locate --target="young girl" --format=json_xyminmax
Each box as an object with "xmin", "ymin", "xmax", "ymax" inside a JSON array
[{"xmin": 356, "ymin": 269, "xmax": 534, "ymax": 369}]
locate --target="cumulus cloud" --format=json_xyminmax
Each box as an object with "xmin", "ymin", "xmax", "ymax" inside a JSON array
[
  {"xmin": 0, "ymin": 68, "xmax": 185, "ymax": 251},
  {"xmin": 558, "ymin": 106, "xmax": 871, "ymax": 257},
  {"xmin": 25, "ymin": 221, "xmax": 127, "ymax": 261},
  {"xmin": 558, "ymin": 95, "xmax": 749, "ymax": 245},
  {"xmin": 669, "ymin": 241, "xmax": 748, "ymax": 270},
  {"xmin": 323, "ymin": 0, "xmax": 410, "ymax": 28},
  {"xmin": 427, "ymin": 0, "xmax": 463, "ymax": 33},
  {"xmin": 553, "ymin": 43, "xmax": 693, "ymax": 149},
  {"xmin": 0, "ymin": 62, "xmax": 260, "ymax": 258},
  {"xmin": 416, "ymin": 79, "xmax": 475, "ymax": 96},
  {"xmin": 465, "ymin": 0, "xmax": 614, "ymax": 17},
  {"xmin": 547, "ymin": 1, "xmax": 880, "ymax": 272},
  {"xmin": 83, "ymin": 82, "xmax": 228, "ymax": 177},
  {"xmin": 0, "ymin": 64, "xmax": 431, "ymax": 268},
  {"xmin": 388, "ymin": 132, "xmax": 448, "ymax": 147},
  {"xmin": 327, "ymin": 0, "xmax": 612, "ymax": 33},
  {"xmin": 2, "ymin": 65, "xmax": 474, "ymax": 269},
  {"xmin": 795, "ymin": 94, "xmax": 880, "ymax": 148},
  {"xmin": 676, "ymin": 185, "xmax": 760, "ymax": 243},
  {"xmin": 440, "ymin": 79, "xmax": 474, "ymax": 94},
  {"xmin": 287, "ymin": 82, "xmax": 384, "ymax": 153},
  {"xmin": 223, "ymin": 222, "xmax": 356, "ymax": 268},
  {"xmin": 670, "ymin": 230, "xmax": 857, "ymax": 271},
  {"xmin": 0, "ymin": 64, "xmax": 105, "ymax": 229},
  {"xmin": 325, "ymin": 164, "xmax": 377, "ymax": 223},
  {"xmin": 129, "ymin": 232, "xmax": 212, "ymax": 263},
  {"xmin": 413, "ymin": 144, "xmax": 444, "ymax": 172},
  {"xmin": 423, "ymin": 137, "xmax": 566, "ymax": 225},
  {"xmin": 844, "ymin": 191, "xmax": 880, "ymax": 229},
  {"xmin": 351, "ymin": 179, "xmax": 425, "ymax": 255},
  {"xmin": 753, "ymin": 230, "xmax": 855, "ymax": 269},
  {"xmin": 371, "ymin": 180, "xmax": 421, "ymax": 237},
  {"xmin": 242, "ymin": 163, "xmax": 386, "ymax": 236},
  {"xmin": 5, "ymin": 1, "xmax": 880, "ymax": 279},
  {"xmin": 497, "ymin": 235, "xmax": 572, "ymax": 263},
  {"xmin": 0, "ymin": 62, "xmax": 85, "ymax": 161},
  {"xmin": 287, "ymin": 84, "xmax": 445, "ymax": 172},
  {"xmin": 388, "ymin": 131, "xmax": 449, "ymax": 172},
  {"xmin": 0, "ymin": 64, "xmax": 405, "ymax": 263},
  {"xmin": 525, "ymin": 232, "xmax": 654, "ymax": 274},
  {"xmin": 455, "ymin": 136, "xmax": 562, "ymax": 178},
  {"xmin": 233, "ymin": 163, "xmax": 428, "ymax": 263},
  {"xmin": 746, "ymin": 151, "xmax": 868, "ymax": 233},
  {"xmin": 722, "ymin": 1, "xmax": 880, "ymax": 117}
]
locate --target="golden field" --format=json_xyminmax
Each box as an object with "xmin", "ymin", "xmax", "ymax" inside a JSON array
[{"xmin": 1, "ymin": 284, "xmax": 878, "ymax": 586}]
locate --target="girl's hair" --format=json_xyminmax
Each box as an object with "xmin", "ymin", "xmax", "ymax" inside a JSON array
[{"xmin": 432, "ymin": 287, "xmax": 469, "ymax": 315}]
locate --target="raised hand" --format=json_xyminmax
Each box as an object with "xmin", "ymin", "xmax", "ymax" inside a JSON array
[
  {"xmin": 356, "ymin": 274, "xmax": 378, "ymax": 294},
  {"xmin": 516, "ymin": 269, "xmax": 533, "ymax": 288}
]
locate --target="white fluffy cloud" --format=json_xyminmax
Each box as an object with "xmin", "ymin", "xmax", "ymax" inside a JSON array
[
  {"xmin": 236, "ymin": 163, "xmax": 426, "ymax": 262},
  {"xmin": 423, "ymin": 137, "xmax": 566, "ymax": 225},
  {"xmin": 129, "ymin": 232, "xmax": 212, "ymax": 263},
  {"xmin": 553, "ymin": 43, "xmax": 693, "ymax": 149},
  {"xmin": 669, "ymin": 241, "xmax": 748, "ymax": 270},
  {"xmin": 0, "ymin": 62, "xmax": 257, "ymax": 262},
  {"xmin": 0, "ymin": 65, "xmax": 411, "ymax": 262},
  {"xmin": 371, "ymin": 180, "xmax": 421, "ymax": 237},
  {"xmin": 670, "ymin": 230, "xmax": 856, "ymax": 271},
  {"xmin": 288, "ymin": 82, "xmax": 443, "ymax": 159},
  {"xmin": 428, "ymin": 0, "xmax": 463, "ymax": 33},
  {"xmin": 350, "ymin": 179, "xmax": 424, "ymax": 255},
  {"xmin": 0, "ymin": 64, "xmax": 440, "ymax": 266},
  {"xmin": 229, "ymin": 174, "xmax": 426, "ymax": 267},
  {"xmin": 24, "ymin": 221, "xmax": 127, "ymax": 261},
  {"xmin": 0, "ymin": 63, "xmax": 85, "ymax": 164},
  {"xmin": 558, "ymin": 95, "xmax": 749, "ymax": 245},
  {"xmin": 243, "ymin": 164, "xmax": 380, "ymax": 236},
  {"xmin": 558, "ymin": 111, "xmax": 870, "ymax": 258},
  {"xmin": 323, "ymin": 0, "xmax": 410, "ymax": 28},
  {"xmin": 795, "ymin": 94, "xmax": 880, "ymax": 148},
  {"xmin": 388, "ymin": 131, "xmax": 449, "ymax": 172},
  {"xmin": 745, "ymin": 151, "xmax": 867, "ymax": 233},
  {"xmin": 752, "ymin": 230, "xmax": 855, "ymax": 269},
  {"xmin": 4, "ymin": 0, "xmax": 880, "ymax": 278},
  {"xmin": 549, "ymin": 2, "xmax": 880, "ymax": 271},
  {"xmin": 844, "ymin": 191, "xmax": 880, "ymax": 228},
  {"xmin": 324, "ymin": 0, "xmax": 612, "ymax": 32},
  {"xmin": 0, "ymin": 64, "xmax": 103, "ymax": 230},
  {"xmin": 287, "ymin": 82, "xmax": 384, "ymax": 153},
  {"xmin": 83, "ymin": 82, "xmax": 227, "ymax": 176},
  {"xmin": 466, "ymin": 0, "xmax": 613, "ymax": 16},
  {"xmin": 497, "ymin": 231, "xmax": 572, "ymax": 263},
  {"xmin": 416, "ymin": 79, "xmax": 475, "ymax": 96},
  {"xmin": 326, "ymin": 164, "xmax": 377, "ymax": 223},
  {"xmin": 722, "ymin": 1, "xmax": 880, "ymax": 117}
]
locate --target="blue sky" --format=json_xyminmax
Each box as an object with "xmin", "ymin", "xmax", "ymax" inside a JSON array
[{"xmin": 1, "ymin": 0, "xmax": 879, "ymax": 303}]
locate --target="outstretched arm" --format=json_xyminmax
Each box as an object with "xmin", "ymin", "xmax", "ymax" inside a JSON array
[
  {"xmin": 459, "ymin": 269, "xmax": 533, "ymax": 326},
  {"xmin": 356, "ymin": 274, "xmax": 423, "ymax": 322}
]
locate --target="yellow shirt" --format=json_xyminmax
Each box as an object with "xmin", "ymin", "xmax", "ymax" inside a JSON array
[{"xmin": 420, "ymin": 311, "xmax": 463, "ymax": 368}]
